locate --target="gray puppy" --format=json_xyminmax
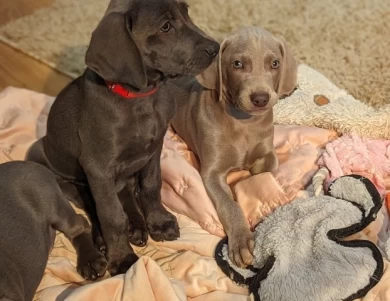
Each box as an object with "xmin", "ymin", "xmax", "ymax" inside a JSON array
[
  {"xmin": 170, "ymin": 27, "xmax": 298, "ymax": 267},
  {"xmin": 27, "ymin": 0, "xmax": 219, "ymax": 275},
  {"xmin": 0, "ymin": 161, "xmax": 107, "ymax": 301}
]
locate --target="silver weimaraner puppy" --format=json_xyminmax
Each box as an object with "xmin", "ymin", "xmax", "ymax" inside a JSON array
[{"xmin": 170, "ymin": 27, "xmax": 298, "ymax": 267}]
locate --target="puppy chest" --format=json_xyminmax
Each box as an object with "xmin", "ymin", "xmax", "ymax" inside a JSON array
[
  {"xmin": 114, "ymin": 145, "xmax": 156, "ymax": 176},
  {"xmin": 119, "ymin": 117, "xmax": 166, "ymax": 148},
  {"xmin": 243, "ymin": 139, "xmax": 274, "ymax": 168},
  {"xmin": 116, "ymin": 130, "xmax": 162, "ymax": 155}
]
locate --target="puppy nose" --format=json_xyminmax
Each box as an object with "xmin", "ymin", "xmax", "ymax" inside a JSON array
[
  {"xmin": 250, "ymin": 93, "xmax": 270, "ymax": 107},
  {"xmin": 204, "ymin": 42, "xmax": 220, "ymax": 57}
]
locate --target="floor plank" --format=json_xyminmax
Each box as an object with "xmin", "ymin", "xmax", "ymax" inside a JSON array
[
  {"xmin": 0, "ymin": 0, "xmax": 54, "ymax": 26},
  {"xmin": 0, "ymin": 41, "xmax": 72, "ymax": 96}
]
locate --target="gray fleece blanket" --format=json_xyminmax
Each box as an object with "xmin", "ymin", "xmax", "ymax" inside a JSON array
[{"xmin": 215, "ymin": 175, "xmax": 384, "ymax": 301}]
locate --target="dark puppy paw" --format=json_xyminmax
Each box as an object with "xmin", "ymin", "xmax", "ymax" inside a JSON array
[
  {"xmin": 146, "ymin": 208, "xmax": 180, "ymax": 242},
  {"xmin": 77, "ymin": 249, "xmax": 108, "ymax": 280},
  {"xmin": 129, "ymin": 223, "xmax": 148, "ymax": 247},
  {"xmin": 94, "ymin": 235, "xmax": 107, "ymax": 255},
  {"xmin": 108, "ymin": 250, "xmax": 139, "ymax": 276}
]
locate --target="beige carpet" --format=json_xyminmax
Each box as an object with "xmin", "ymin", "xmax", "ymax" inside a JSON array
[{"xmin": 0, "ymin": 0, "xmax": 389, "ymax": 107}]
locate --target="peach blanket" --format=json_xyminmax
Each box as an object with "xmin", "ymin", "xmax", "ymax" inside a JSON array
[{"xmin": 1, "ymin": 86, "xmax": 390, "ymax": 301}]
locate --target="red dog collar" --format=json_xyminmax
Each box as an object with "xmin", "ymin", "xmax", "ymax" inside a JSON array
[{"xmin": 105, "ymin": 81, "xmax": 158, "ymax": 99}]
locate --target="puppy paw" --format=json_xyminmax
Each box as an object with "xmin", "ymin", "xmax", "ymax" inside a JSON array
[
  {"xmin": 77, "ymin": 249, "xmax": 108, "ymax": 280},
  {"xmin": 129, "ymin": 222, "xmax": 148, "ymax": 247},
  {"xmin": 94, "ymin": 235, "xmax": 107, "ymax": 255},
  {"xmin": 228, "ymin": 229, "xmax": 254, "ymax": 268},
  {"xmin": 108, "ymin": 249, "xmax": 139, "ymax": 276},
  {"xmin": 146, "ymin": 208, "xmax": 180, "ymax": 242}
]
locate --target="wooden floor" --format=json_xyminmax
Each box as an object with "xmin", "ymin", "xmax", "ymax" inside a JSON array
[
  {"xmin": 0, "ymin": 0, "xmax": 72, "ymax": 96},
  {"xmin": 0, "ymin": 41, "xmax": 72, "ymax": 96},
  {"xmin": 0, "ymin": 0, "xmax": 54, "ymax": 26}
]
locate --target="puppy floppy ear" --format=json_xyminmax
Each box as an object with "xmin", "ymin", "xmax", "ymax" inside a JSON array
[
  {"xmin": 196, "ymin": 57, "xmax": 218, "ymax": 90},
  {"xmin": 85, "ymin": 12, "xmax": 147, "ymax": 90},
  {"xmin": 196, "ymin": 38, "xmax": 231, "ymax": 101},
  {"xmin": 277, "ymin": 37, "xmax": 298, "ymax": 98}
]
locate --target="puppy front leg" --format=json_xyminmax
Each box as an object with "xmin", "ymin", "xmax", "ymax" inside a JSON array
[
  {"xmin": 202, "ymin": 169, "xmax": 254, "ymax": 267},
  {"xmin": 118, "ymin": 176, "xmax": 148, "ymax": 247},
  {"xmin": 54, "ymin": 199, "xmax": 108, "ymax": 280},
  {"xmin": 85, "ymin": 174, "xmax": 138, "ymax": 276},
  {"xmin": 138, "ymin": 141, "xmax": 180, "ymax": 242},
  {"xmin": 58, "ymin": 180, "xmax": 106, "ymax": 254},
  {"xmin": 250, "ymin": 150, "xmax": 279, "ymax": 175}
]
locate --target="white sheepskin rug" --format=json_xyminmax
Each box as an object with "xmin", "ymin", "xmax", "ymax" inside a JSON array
[{"xmin": 274, "ymin": 64, "xmax": 390, "ymax": 139}]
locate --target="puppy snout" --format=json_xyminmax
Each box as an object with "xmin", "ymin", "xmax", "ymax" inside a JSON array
[
  {"xmin": 250, "ymin": 93, "xmax": 270, "ymax": 107},
  {"xmin": 204, "ymin": 42, "xmax": 220, "ymax": 58}
]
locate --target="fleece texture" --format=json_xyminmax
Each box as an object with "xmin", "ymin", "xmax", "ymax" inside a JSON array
[
  {"xmin": 275, "ymin": 65, "xmax": 390, "ymax": 140},
  {"xmin": 216, "ymin": 176, "xmax": 384, "ymax": 301}
]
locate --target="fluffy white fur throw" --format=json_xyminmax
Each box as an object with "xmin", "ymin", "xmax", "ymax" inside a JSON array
[
  {"xmin": 274, "ymin": 65, "xmax": 390, "ymax": 140},
  {"xmin": 216, "ymin": 176, "xmax": 384, "ymax": 301}
]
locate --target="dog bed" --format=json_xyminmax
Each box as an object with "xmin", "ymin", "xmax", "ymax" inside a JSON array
[{"xmin": 0, "ymin": 65, "xmax": 390, "ymax": 300}]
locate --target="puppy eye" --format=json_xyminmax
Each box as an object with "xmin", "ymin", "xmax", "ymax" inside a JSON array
[
  {"xmin": 271, "ymin": 60, "xmax": 280, "ymax": 69},
  {"xmin": 160, "ymin": 22, "xmax": 172, "ymax": 33},
  {"xmin": 232, "ymin": 61, "xmax": 244, "ymax": 69}
]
